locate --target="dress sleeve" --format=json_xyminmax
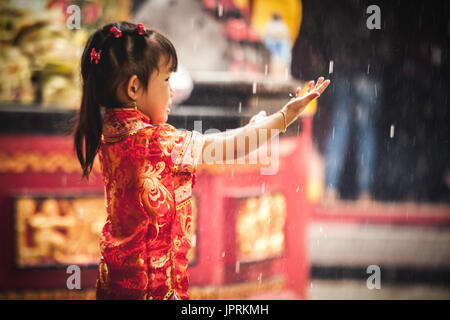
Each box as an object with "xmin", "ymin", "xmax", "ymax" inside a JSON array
[{"xmin": 155, "ymin": 123, "xmax": 205, "ymax": 173}]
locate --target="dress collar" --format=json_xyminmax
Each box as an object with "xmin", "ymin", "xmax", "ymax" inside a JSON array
[{"xmin": 102, "ymin": 107, "xmax": 155, "ymax": 142}]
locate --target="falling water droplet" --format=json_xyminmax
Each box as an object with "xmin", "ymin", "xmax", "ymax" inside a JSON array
[
  {"xmin": 390, "ymin": 125, "xmax": 395, "ymax": 138},
  {"xmin": 217, "ymin": 4, "xmax": 223, "ymax": 17},
  {"xmin": 264, "ymin": 64, "xmax": 269, "ymax": 76},
  {"xmin": 367, "ymin": 64, "xmax": 370, "ymax": 74},
  {"xmin": 329, "ymin": 60, "xmax": 334, "ymax": 74},
  {"xmin": 252, "ymin": 82, "xmax": 257, "ymax": 94},
  {"xmin": 261, "ymin": 182, "xmax": 265, "ymax": 194},
  {"xmin": 296, "ymin": 187, "xmax": 300, "ymax": 192},
  {"xmin": 235, "ymin": 261, "xmax": 240, "ymax": 273},
  {"xmin": 238, "ymin": 101, "xmax": 242, "ymax": 113},
  {"xmin": 332, "ymin": 126, "xmax": 335, "ymax": 140},
  {"xmin": 221, "ymin": 251, "xmax": 226, "ymax": 258}
]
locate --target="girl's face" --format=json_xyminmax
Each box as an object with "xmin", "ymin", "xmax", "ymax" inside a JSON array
[{"xmin": 136, "ymin": 57, "xmax": 174, "ymax": 124}]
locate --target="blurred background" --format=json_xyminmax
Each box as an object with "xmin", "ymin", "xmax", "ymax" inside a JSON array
[{"xmin": 0, "ymin": 0, "xmax": 449, "ymax": 300}]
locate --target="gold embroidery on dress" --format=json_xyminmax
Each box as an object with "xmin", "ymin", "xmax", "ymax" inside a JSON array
[
  {"xmin": 158, "ymin": 127, "xmax": 184, "ymax": 158},
  {"xmin": 174, "ymin": 182, "xmax": 192, "ymax": 203},
  {"xmin": 102, "ymin": 130, "xmax": 143, "ymax": 143},
  {"xmin": 137, "ymin": 161, "xmax": 173, "ymax": 240},
  {"xmin": 176, "ymin": 198, "xmax": 191, "ymax": 210},
  {"xmin": 173, "ymin": 131, "xmax": 192, "ymax": 172},
  {"xmin": 150, "ymin": 252, "xmax": 171, "ymax": 269},
  {"xmin": 163, "ymin": 288, "xmax": 175, "ymax": 300},
  {"xmin": 98, "ymin": 261, "xmax": 110, "ymax": 290},
  {"xmin": 165, "ymin": 266, "xmax": 172, "ymax": 289}
]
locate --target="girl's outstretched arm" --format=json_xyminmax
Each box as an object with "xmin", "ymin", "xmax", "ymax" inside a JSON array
[{"xmin": 200, "ymin": 77, "xmax": 330, "ymax": 164}]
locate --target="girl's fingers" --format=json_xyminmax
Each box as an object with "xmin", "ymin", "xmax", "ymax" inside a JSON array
[
  {"xmin": 294, "ymin": 78, "xmax": 329, "ymax": 101},
  {"xmin": 316, "ymin": 79, "xmax": 331, "ymax": 94},
  {"xmin": 315, "ymin": 77, "xmax": 324, "ymax": 88}
]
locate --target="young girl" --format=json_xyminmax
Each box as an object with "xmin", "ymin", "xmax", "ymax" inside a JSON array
[{"xmin": 73, "ymin": 21, "xmax": 329, "ymax": 300}]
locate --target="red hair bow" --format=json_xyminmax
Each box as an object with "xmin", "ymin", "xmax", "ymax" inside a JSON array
[
  {"xmin": 90, "ymin": 48, "xmax": 102, "ymax": 64},
  {"xmin": 136, "ymin": 23, "xmax": 146, "ymax": 35},
  {"xmin": 110, "ymin": 26, "xmax": 122, "ymax": 38}
]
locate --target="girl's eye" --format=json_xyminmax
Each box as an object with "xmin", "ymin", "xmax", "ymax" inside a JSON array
[{"xmin": 165, "ymin": 77, "xmax": 170, "ymax": 82}]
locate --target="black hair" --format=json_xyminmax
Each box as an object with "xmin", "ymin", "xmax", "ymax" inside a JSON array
[{"xmin": 72, "ymin": 21, "xmax": 178, "ymax": 181}]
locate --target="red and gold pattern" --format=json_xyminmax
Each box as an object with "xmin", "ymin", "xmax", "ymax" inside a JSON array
[{"xmin": 96, "ymin": 107, "xmax": 204, "ymax": 300}]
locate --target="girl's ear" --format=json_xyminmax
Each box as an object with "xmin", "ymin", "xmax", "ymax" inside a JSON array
[{"xmin": 126, "ymin": 75, "xmax": 141, "ymax": 101}]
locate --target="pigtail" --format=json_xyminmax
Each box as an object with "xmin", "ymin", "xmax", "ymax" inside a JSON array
[
  {"xmin": 73, "ymin": 72, "xmax": 103, "ymax": 181},
  {"xmin": 73, "ymin": 32, "xmax": 105, "ymax": 181}
]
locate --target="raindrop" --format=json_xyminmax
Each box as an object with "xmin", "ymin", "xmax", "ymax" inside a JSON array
[
  {"xmin": 367, "ymin": 64, "xmax": 370, "ymax": 74},
  {"xmin": 332, "ymin": 126, "xmax": 335, "ymax": 140},
  {"xmin": 329, "ymin": 60, "xmax": 334, "ymax": 74},
  {"xmin": 390, "ymin": 125, "xmax": 395, "ymax": 138},
  {"xmin": 221, "ymin": 251, "xmax": 226, "ymax": 258},
  {"xmin": 217, "ymin": 4, "xmax": 223, "ymax": 17},
  {"xmin": 238, "ymin": 101, "xmax": 242, "ymax": 113},
  {"xmin": 235, "ymin": 261, "xmax": 240, "ymax": 273},
  {"xmin": 252, "ymin": 82, "xmax": 257, "ymax": 94},
  {"xmin": 264, "ymin": 64, "xmax": 269, "ymax": 76},
  {"xmin": 261, "ymin": 182, "xmax": 265, "ymax": 194},
  {"xmin": 296, "ymin": 187, "xmax": 300, "ymax": 192}
]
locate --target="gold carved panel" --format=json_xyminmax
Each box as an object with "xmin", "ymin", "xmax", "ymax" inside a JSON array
[{"xmin": 236, "ymin": 193, "xmax": 287, "ymax": 263}]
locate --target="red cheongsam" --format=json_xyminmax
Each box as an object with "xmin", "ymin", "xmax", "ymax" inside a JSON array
[{"xmin": 96, "ymin": 107, "xmax": 204, "ymax": 300}]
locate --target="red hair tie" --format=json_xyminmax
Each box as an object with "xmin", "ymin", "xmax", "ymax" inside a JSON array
[
  {"xmin": 110, "ymin": 26, "xmax": 122, "ymax": 38},
  {"xmin": 136, "ymin": 23, "xmax": 146, "ymax": 35},
  {"xmin": 90, "ymin": 48, "xmax": 101, "ymax": 64}
]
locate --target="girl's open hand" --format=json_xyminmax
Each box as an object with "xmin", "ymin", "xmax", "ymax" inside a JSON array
[{"xmin": 283, "ymin": 77, "xmax": 331, "ymax": 116}]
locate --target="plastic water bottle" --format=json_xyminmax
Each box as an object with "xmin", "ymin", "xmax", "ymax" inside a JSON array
[{"xmin": 263, "ymin": 13, "xmax": 292, "ymax": 79}]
